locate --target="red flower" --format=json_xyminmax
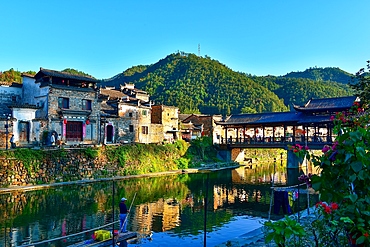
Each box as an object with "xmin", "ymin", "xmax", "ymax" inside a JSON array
[
  {"xmin": 364, "ymin": 232, "xmax": 369, "ymax": 238},
  {"xmin": 324, "ymin": 206, "xmax": 332, "ymax": 214},
  {"xmin": 330, "ymin": 202, "xmax": 339, "ymax": 210}
]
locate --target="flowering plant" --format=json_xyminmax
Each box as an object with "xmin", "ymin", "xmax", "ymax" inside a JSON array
[
  {"xmin": 301, "ymin": 101, "xmax": 370, "ymax": 246},
  {"xmin": 306, "ymin": 201, "xmax": 350, "ymax": 246}
]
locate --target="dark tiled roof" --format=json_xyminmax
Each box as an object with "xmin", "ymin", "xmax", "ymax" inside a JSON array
[
  {"xmin": 179, "ymin": 114, "xmax": 192, "ymax": 121},
  {"xmin": 293, "ymin": 96, "xmax": 359, "ymax": 112},
  {"xmin": 100, "ymin": 88, "xmax": 126, "ymax": 99},
  {"xmin": 9, "ymin": 104, "xmax": 39, "ymax": 109},
  {"xmin": 51, "ymin": 84, "xmax": 96, "ymax": 92},
  {"xmin": 0, "ymin": 81, "xmax": 22, "ymax": 87},
  {"xmin": 35, "ymin": 68, "xmax": 99, "ymax": 83},
  {"xmin": 298, "ymin": 115, "xmax": 333, "ymax": 124},
  {"xmin": 218, "ymin": 112, "xmax": 302, "ymax": 126},
  {"xmin": 21, "ymin": 73, "xmax": 35, "ymax": 78}
]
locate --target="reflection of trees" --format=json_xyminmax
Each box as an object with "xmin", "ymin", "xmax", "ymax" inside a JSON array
[{"xmin": 0, "ymin": 167, "xmax": 289, "ymax": 245}]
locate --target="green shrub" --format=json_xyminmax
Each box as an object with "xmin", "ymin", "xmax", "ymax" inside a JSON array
[
  {"xmin": 84, "ymin": 147, "xmax": 99, "ymax": 159},
  {"xmin": 174, "ymin": 157, "xmax": 190, "ymax": 169}
]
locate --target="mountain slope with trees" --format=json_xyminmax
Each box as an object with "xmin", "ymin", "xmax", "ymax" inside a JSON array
[
  {"xmin": 283, "ymin": 67, "xmax": 354, "ymax": 84},
  {"xmin": 1, "ymin": 53, "xmax": 355, "ymax": 115},
  {"xmin": 101, "ymin": 52, "xmax": 354, "ymax": 114}
]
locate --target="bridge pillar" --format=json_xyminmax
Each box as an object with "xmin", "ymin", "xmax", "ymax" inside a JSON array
[
  {"xmin": 287, "ymin": 150, "xmax": 303, "ymax": 168},
  {"xmin": 217, "ymin": 148, "xmax": 244, "ymax": 162}
]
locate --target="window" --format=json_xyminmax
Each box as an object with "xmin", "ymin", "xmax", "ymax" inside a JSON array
[
  {"xmin": 142, "ymin": 126, "xmax": 148, "ymax": 135},
  {"xmin": 58, "ymin": 97, "xmax": 69, "ymax": 109},
  {"xmin": 82, "ymin": 99, "xmax": 92, "ymax": 110},
  {"xmin": 11, "ymin": 96, "xmax": 17, "ymax": 102},
  {"xmin": 129, "ymin": 112, "xmax": 133, "ymax": 117},
  {"xmin": 129, "ymin": 125, "xmax": 134, "ymax": 132},
  {"xmin": 142, "ymin": 110, "xmax": 147, "ymax": 116}
]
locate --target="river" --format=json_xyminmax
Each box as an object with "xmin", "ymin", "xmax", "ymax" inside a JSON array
[{"xmin": 0, "ymin": 162, "xmax": 315, "ymax": 247}]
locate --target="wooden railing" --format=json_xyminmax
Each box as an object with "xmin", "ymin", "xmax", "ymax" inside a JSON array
[{"xmin": 219, "ymin": 135, "xmax": 333, "ymax": 149}]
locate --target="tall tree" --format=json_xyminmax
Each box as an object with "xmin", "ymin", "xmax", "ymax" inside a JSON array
[{"xmin": 350, "ymin": 61, "xmax": 370, "ymax": 106}]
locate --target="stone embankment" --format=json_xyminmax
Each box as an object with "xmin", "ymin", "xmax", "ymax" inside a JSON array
[
  {"xmin": 0, "ymin": 146, "xmax": 238, "ymax": 193},
  {"xmin": 0, "ymin": 148, "xmax": 113, "ymax": 187}
]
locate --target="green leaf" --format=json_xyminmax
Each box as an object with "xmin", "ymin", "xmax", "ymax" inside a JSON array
[
  {"xmin": 345, "ymin": 153, "xmax": 354, "ymax": 163},
  {"xmin": 349, "ymin": 194, "xmax": 358, "ymax": 202},
  {"xmin": 350, "ymin": 174, "xmax": 357, "ymax": 182},
  {"xmin": 357, "ymin": 235, "xmax": 366, "ymax": 244},
  {"xmin": 311, "ymin": 181, "xmax": 321, "ymax": 191},
  {"xmin": 351, "ymin": 161, "xmax": 363, "ymax": 173}
]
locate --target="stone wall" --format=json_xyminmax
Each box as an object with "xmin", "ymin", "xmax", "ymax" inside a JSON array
[{"xmin": 0, "ymin": 148, "xmax": 114, "ymax": 187}]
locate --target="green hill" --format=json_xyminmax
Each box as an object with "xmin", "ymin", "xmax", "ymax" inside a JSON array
[
  {"xmin": 101, "ymin": 52, "xmax": 353, "ymax": 114},
  {"xmin": 1, "ymin": 53, "xmax": 355, "ymax": 115},
  {"xmin": 283, "ymin": 67, "xmax": 353, "ymax": 84}
]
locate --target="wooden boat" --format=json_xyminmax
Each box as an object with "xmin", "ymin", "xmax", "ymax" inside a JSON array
[{"xmin": 68, "ymin": 231, "xmax": 138, "ymax": 247}]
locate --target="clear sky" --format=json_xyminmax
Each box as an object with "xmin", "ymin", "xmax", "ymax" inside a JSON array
[{"xmin": 1, "ymin": 1, "xmax": 369, "ymax": 79}]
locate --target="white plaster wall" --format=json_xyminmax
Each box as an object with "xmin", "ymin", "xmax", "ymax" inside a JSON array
[
  {"xmin": 21, "ymin": 76, "xmax": 37, "ymax": 105},
  {"xmin": 12, "ymin": 108, "xmax": 37, "ymax": 143}
]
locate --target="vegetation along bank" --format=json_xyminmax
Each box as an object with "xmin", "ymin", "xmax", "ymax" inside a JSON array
[{"xmin": 0, "ymin": 137, "xmax": 241, "ymax": 188}]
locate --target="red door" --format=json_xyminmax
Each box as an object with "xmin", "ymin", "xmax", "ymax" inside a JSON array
[{"xmin": 66, "ymin": 121, "xmax": 82, "ymax": 141}]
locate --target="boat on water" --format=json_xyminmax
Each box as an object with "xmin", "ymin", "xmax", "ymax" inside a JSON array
[{"xmin": 68, "ymin": 231, "xmax": 138, "ymax": 247}]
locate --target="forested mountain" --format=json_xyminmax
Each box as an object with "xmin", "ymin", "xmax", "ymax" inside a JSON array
[
  {"xmin": 283, "ymin": 67, "xmax": 354, "ymax": 84},
  {"xmin": 101, "ymin": 52, "xmax": 354, "ymax": 115},
  {"xmin": 1, "ymin": 53, "xmax": 355, "ymax": 115}
]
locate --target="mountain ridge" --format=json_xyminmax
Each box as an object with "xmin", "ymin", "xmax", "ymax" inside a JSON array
[{"xmin": 100, "ymin": 52, "xmax": 353, "ymax": 115}]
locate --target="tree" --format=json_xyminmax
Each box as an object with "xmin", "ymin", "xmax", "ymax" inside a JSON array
[{"xmin": 350, "ymin": 60, "xmax": 370, "ymax": 106}]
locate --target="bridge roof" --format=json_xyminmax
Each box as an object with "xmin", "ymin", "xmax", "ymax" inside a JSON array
[
  {"xmin": 293, "ymin": 96, "xmax": 359, "ymax": 112},
  {"xmin": 216, "ymin": 96, "xmax": 359, "ymax": 127},
  {"xmin": 298, "ymin": 114, "xmax": 333, "ymax": 124},
  {"xmin": 216, "ymin": 111, "xmax": 302, "ymax": 126}
]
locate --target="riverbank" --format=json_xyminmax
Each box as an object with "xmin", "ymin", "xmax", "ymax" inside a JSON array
[{"xmin": 0, "ymin": 163, "xmax": 240, "ymax": 194}]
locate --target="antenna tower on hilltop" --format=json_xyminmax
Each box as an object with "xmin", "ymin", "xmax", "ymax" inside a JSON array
[{"xmin": 198, "ymin": 44, "xmax": 200, "ymax": 56}]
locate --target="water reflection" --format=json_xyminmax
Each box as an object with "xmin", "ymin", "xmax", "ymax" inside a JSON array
[{"xmin": 0, "ymin": 162, "xmax": 315, "ymax": 247}]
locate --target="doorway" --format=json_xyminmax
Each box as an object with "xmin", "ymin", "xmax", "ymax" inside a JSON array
[{"xmin": 66, "ymin": 121, "xmax": 83, "ymax": 141}]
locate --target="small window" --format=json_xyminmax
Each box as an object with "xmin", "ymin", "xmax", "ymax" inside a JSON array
[
  {"xmin": 129, "ymin": 112, "xmax": 133, "ymax": 117},
  {"xmin": 142, "ymin": 126, "xmax": 148, "ymax": 135},
  {"xmin": 58, "ymin": 97, "xmax": 69, "ymax": 109},
  {"xmin": 129, "ymin": 125, "xmax": 134, "ymax": 132},
  {"xmin": 82, "ymin": 99, "xmax": 92, "ymax": 110},
  {"xmin": 142, "ymin": 110, "xmax": 147, "ymax": 116},
  {"xmin": 11, "ymin": 96, "xmax": 17, "ymax": 102}
]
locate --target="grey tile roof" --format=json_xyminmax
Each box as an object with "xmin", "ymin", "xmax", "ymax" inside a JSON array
[
  {"xmin": 35, "ymin": 68, "xmax": 99, "ymax": 83},
  {"xmin": 217, "ymin": 96, "xmax": 358, "ymax": 126},
  {"xmin": 293, "ymin": 96, "xmax": 359, "ymax": 112},
  {"xmin": 217, "ymin": 112, "xmax": 302, "ymax": 125}
]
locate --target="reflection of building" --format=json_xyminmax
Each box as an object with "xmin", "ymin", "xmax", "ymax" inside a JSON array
[{"xmin": 131, "ymin": 198, "xmax": 181, "ymax": 234}]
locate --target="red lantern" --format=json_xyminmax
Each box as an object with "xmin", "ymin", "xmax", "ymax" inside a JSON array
[
  {"xmin": 63, "ymin": 118, "xmax": 67, "ymax": 124},
  {"xmin": 86, "ymin": 119, "xmax": 90, "ymax": 125}
]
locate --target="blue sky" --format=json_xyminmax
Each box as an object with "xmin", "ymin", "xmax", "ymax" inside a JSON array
[{"xmin": 1, "ymin": 1, "xmax": 369, "ymax": 79}]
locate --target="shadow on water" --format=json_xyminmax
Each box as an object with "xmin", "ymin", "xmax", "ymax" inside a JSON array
[{"xmin": 0, "ymin": 161, "xmax": 318, "ymax": 247}]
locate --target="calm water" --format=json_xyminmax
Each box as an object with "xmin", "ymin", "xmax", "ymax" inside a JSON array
[{"xmin": 0, "ymin": 162, "xmax": 313, "ymax": 247}]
